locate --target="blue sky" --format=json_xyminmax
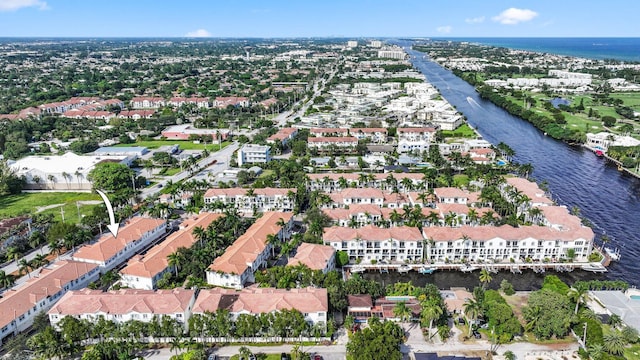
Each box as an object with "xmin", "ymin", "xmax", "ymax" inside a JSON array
[{"xmin": 0, "ymin": 0, "xmax": 638, "ymax": 38}]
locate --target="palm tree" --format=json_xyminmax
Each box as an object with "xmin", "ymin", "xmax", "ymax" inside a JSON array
[
  {"xmin": 47, "ymin": 174, "xmax": 57, "ymax": 189},
  {"xmin": 479, "ymin": 268, "xmax": 493, "ymax": 289},
  {"xmin": 393, "ymin": 301, "xmax": 412, "ymax": 322},
  {"xmin": 421, "ymin": 301, "xmax": 444, "ymax": 339},
  {"xmin": 608, "ymin": 313, "xmax": 623, "ymax": 328},
  {"xmin": 5, "ymin": 246, "xmax": 21, "ymax": 263},
  {"xmin": 400, "ymin": 177, "xmax": 414, "ymax": 192},
  {"xmin": 463, "ymin": 297, "xmax": 482, "ymax": 336},
  {"xmin": 61, "ymin": 172, "xmax": 72, "ymax": 190},
  {"xmin": 192, "ymin": 226, "xmax": 207, "ymax": 248},
  {"xmin": 0, "ymin": 270, "xmax": 15, "ymax": 289},
  {"xmin": 167, "ymin": 252, "xmax": 183, "ymax": 275},
  {"xmin": 48, "ymin": 239, "xmax": 63, "ymax": 260},
  {"xmin": 31, "ymin": 253, "xmax": 49, "ymax": 268},
  {"xmin": 238, "ymin": 346, "xmax": 253, "ymax": 360},
  {"xmin": 603, "ymin": 331, "xmax": 627, "ymax": 355},
  {"xmin": 18, "ymin": 258, "xmax": 32, "ymax": 278},
  {"xmin": 588, "ymin": 343, "xmax": 605, "ymax": 360},
  {"xmin": 568, "ymin": 283, "xmax": 589, "ymax": 314}
]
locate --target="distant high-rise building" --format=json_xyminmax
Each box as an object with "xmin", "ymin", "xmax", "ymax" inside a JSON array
[
  {"xmin": 347, "ymin": 40, "xmax": 358, "ymax": 48},
  {"xmin": 369, "ymin": 40, "xmax": 382, "ymax": 48}
]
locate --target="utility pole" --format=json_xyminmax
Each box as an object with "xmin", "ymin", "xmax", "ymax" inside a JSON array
[{"xmin": 583, "ymin": 322, "xmax": 588, "ymax": 348}]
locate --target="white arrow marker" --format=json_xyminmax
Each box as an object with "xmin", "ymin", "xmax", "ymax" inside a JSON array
[{"xmin": 96, "ymin": 189, "xmax": 119, "ymax": 238}]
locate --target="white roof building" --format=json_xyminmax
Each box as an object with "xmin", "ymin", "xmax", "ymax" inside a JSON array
[{"xmin": 9, "ymin": 152, "xmax": 130, "ymax": 191}]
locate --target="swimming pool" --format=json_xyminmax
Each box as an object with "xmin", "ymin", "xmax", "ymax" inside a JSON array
[
  {"xmin": 497, "ymin": 160, "xmax": 507, "ymax": 166},
  {"xmin": 630, "ymin": 295, "xmax": 640, "ymax": 300}
]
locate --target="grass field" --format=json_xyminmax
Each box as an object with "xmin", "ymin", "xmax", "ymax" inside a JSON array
[
  {"xmin": 0, "ymin": 192, "xmax": 101, "ymax": 223},
  {"xmin": 115, "ymin": 140, "xmax": 231, "ymax": 151},
  {"xmin": 441, "ymin": 123, "xmax": 477, "ymax": 138}
]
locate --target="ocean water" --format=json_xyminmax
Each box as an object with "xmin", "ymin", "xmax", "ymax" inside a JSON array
[{"xmin": 436, "ymin": 37, "xmax": 640, "ymax": 63}]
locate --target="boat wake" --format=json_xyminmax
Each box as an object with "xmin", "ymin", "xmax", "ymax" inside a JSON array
[{"xmin": 466, "ymin": 96, "xmax": 482, "ymax": 108}]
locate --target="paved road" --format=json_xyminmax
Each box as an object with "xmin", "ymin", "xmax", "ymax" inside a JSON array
[
  {"xmin": 139, "ymin": 142, "xmax": 239, "ymax": 199},
  {"xmin": 273, "ymin": 67, "xmax": 338, "ymax": 128},
  {"xmin": 0, "ymin": 248, "xmax": 74, "ymax": 294}
]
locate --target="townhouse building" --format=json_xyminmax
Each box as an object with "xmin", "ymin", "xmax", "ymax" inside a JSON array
[
  {"xmin": 117, "ymin": 110, "xmax": 156, "ymax": 120},
  {"xmin": 204, "ymin": 188, "xmax": 296, "ymax": 214},
  {"xmin": 422, "ymin": 222, "xmax": 593, "ymax": 263},
  {"xmin": 350, "ymin": 128, "xmax": 388, "ymax": 143},
  {"xmin": 309, "ymin": 128, "xmax": 349, "ymax": 137},
  {"xmin": 168, "ymin": 97, "xmax": 210, "ymax": 109},
  {"xmin": 214, "ymin": 96, "xmax": 249, "ymax": 108},
  {"xmin": 72, "ymin": 217, "xmax": 167, "ymax": 272},
  {"xmin": 48, "ymin": 288, "xmax": 196, "ymax": 331},
  {"xmin": 130, "ymin": 97, "xmax": 166, "ymax": 109},
  {"xmin": 266, "ymin": 127, "xmax": 298, "ymax": 147},
  {"xmin": 237, "ymin": 144, "xmax": 271, "ymax": 166},
  {"xmin": 193, "ymin": 287, "xmax": 328, "ymax": 328},
  {"xmin": 307, "ymin": 137, "xmax": 358, "ymax": 153},
  {"xmin": 206, "ymin": 212, "xmax": 293, "ymax": 289},
  {"xmin": 397, "ymin": 127, "xmax": 437, "ymax": 154},
  {"xmin": 323, "ymin": 225, "xmax": 425, "ymax": 263},
  {"xmin": 307, "ymin": 173, "xmax": 426, "ymax": 193},
  {"xmin": 0, "ymin": 261, "xmax": 99, "ymax": 345},
  {"xmin": 119, "ymin": 213, "xmax": 223, "ymax": 290},
  {"xmin": 287, "ymin": 243, "xmax": 336, "ymax": 274}
]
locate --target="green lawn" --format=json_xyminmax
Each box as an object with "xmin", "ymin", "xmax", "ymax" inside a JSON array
[
  {"xmin": 441, "ymin": 123, "xmax": 477, "ymax": 138},
  {"xmin": 0, "ymin": 192, "xmax": 101, "ymax": 223},
  {"xmin": 115, "ymin": 140, "xmax": 231, "ymax": 151},
  {"xmin": 159, "ymin": 167, "xmax": 182, "ymax": 176}
]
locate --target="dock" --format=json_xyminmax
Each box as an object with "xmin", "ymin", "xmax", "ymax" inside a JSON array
[{"xmin": 343, "ymin": 261, "xmax": 606, "ymax": 275}]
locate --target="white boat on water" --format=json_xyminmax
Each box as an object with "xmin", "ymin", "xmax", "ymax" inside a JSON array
[
  {"xmin": 398, "ymin": 264, "xmax": 412, "ymax": 273},
  {"xmin": 418, "ymin": 265, "xmax": 436, "ymax": 274},
  {"xmin": 581, "ymin": 263, "xmax": 608, "ymax": 273},
  {"xmin": 460, "ymin": 264, "xmax": 479, "ymax": 273},
  {"xmin": 605, "ymin": 247, "xmax": 621, "ymax": 261}
]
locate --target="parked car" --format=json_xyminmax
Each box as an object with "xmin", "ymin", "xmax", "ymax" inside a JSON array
[
  {"xmin": 281, "ymin": 353, "xmax": 289, "ymax": 360},
  {"xmin": 313, "ymin": 354, "xmax": 323, "ymax": 360}
]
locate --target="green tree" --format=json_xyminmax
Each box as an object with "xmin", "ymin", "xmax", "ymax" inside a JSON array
[
  {"xmin": 0, "ymin": 270, "xmax": 15, "ymax": 288},
  {"xmin": 0, "ymin": 160, "xmax": 24, "ymax": 195},
  {"xmin": 479, "ymin": 268, "xmax": 493, "ymax": 289},
  {"xmin": 603, "ymin": 331, "xmax": 627, "ymax": 355},
  {"xmin": 87, "ymin": 162, "xmax": 135, "ymax": 192},
  {"xmin": 523, "ymin": 289, "xmax": 572, "ymax": 339}
]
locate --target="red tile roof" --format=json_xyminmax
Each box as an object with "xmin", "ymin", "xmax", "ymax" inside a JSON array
[
  {"xmin": 208, "ymin": 212, "xmax": 293, "ymax": 275},
  {"xmin": 48, "ymin": 288, "xmax": 195, "ymax": 317},
  {"xmin": 0, "ymin": 261, "xmax": 98, "ymax": 329},
  {"xmin": 287, "ymin": 243, "xmax": 335, "ymax": 271},
  {"xmin": 193, "ymin": 287, "xmax": 328, "ymax": 314}
]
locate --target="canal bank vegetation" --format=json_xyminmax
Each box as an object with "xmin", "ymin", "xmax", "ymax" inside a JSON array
[{"xmin": 414, "ymin": 41, "xmax": 640, "ymax": 171}]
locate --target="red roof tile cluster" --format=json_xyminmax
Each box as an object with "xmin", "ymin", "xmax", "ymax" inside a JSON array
[
  {"xmin": 204, "ymin": 187, "xmax": 296, "ymax": 199},
  {"xmin": 120, "ymin": 213, "xmax": 222, "ymax": 279},
  {"xmin": 48, "ymin": 288, "xmax": 195, "ymax": 317},
  {"xmin": 267, "ymin": 128, "xmax": 298, "ymax": 142},
  {"xmin": 0, "ymin": 261, "xmax": 98, "ymax": 329},
  {"xmin": 208, "ymin": 212, "xmax": 293, "ymax": 275},
  {"xmin": 193, "ymin": 287, "xmax": 328, "ymax": 314},
  {"xmin": 287, "ymin": 243, "xmax": 335, "ymax": 271},
  {"xmin": 422, "ymin": 224, "xmax": 593, "ymax": 242},
  {"xmin": 323, "ymin": 225, "xmax": 423, "ymax": 242},
  {"xmin": 73, "ymin": 217, "xmax": 166, "ymax": 263}
]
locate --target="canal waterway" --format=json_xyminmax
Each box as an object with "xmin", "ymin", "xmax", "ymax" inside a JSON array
[{"xmin": 368, "ymin": 41, "xmax": 640, "ymax": 289}]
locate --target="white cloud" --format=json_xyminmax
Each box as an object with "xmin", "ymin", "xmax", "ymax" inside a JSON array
[
  {"xmin": 0, "ymin": 0, "xmax": 48, "ymax": 12},
  {"xmin": 436, "ymin": 26, "xmax": 452, "ymax": 34},
  {"xmin": 185, "ymin": 29, "xmax": 212, "ymax": 37},
  {"xmin": 492, "ymin": 8, "xmax": 538, "ymax": 25},
  {"xmin": 465, "ymin": 16, "xmax": 485, "ymax": 24}
]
